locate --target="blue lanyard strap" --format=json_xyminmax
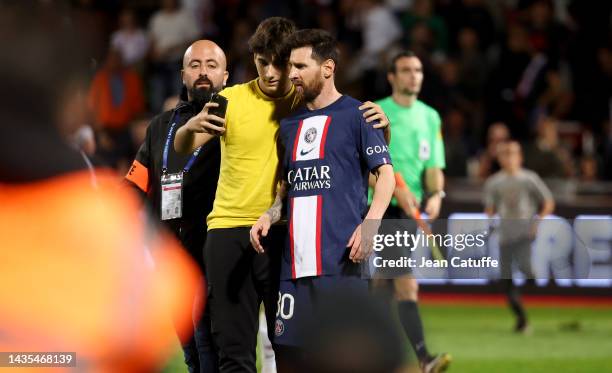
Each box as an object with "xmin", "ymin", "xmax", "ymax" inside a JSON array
[{"xmin": 162, "ymin": 111, "xmax": 201, "ymax": 173}]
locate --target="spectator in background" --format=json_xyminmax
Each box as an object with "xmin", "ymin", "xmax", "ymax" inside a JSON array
[
  {"xmin": 435, "ymin": 59, "xmax": 470, "ymax": 115},
  {"xmin": 566, "ymin": 2, "xmax": 611, "ymax": 142},
  {"xmin": 68, "ymin": 0, "xmax": 113, "ymax": 66},
  {"xmin": 523, "ymin": 116, "xmax": 574, "ymax": 178},
  {"xmin": 532, "ymin": 65, "xmax": 573, "ymax": 120},
  {"xmin": 401, "ymin": 0, "xmax": 448, "ymax": 56},
  {"xmin": 346, "ymin": 0, "xmax": 402, "ymax": 88},
  {"xmin": 88, "ymin": 47, "xmax": 145, "ymax": 170},
  {"xmin": 182, "ymin": 0, "xmax": 217, "ymax": 37},
  {"xmin": 444, "ymin": 109, "xmax": 471, "ymax": 177},
  {"xmin": 522, "ymin": 0, "xmax": 568, "ymax": 62},
  {"xmin": 386, "ymin": 0, "xmax": 411, "ymax": 15},
  {"xmin": 584, "ymin": 45, "xmax": 612, "ymax": 135},
  {"xmin": 456, "ymin": 27, "xmax": 488, "ymax": 102},
  {"xmin": 484, "ymin": 23, "xmax": 533, "ymax": 138},
  {"xmin": 337, "ymin": 0, "xmax": 366, "ymax": 51},
  {"xmin": 407, "ymin": 21, "xmax": 437, "ymax": 59},
  {"xmin": 448, "ymin": 27, "xmax": 489, "ymax": 138},
  {"xmin": 316, "ymin": 6, "xmax": 340, "ymax": 38},
  {"xmin": 502, "ymin": 1, "xmax": 573, "ymax": 135},
  {"xmin": 579, "ymin": 155, "xmax": 599, "ymax": 183},
  {"xmin": 226, "ymin": 19, "xmax": 258, "ymax": 85},
  {"xmin": 148, "ymin": 0, "xmax": 200, "ymax": 112},
  {"xmin": 358, "ymin": 0, "xmax": 403, "ymax": 54},
  {"xmin": 478, "ymin": 122, "xmax": 510, "ymax": 179},
  {"xmin": 111, "ymin": 8, "xmax": 149, "ymax": 68},
  {"xmin": 440, "ymin": 0, "xmax": 497, "ymax": 53}
]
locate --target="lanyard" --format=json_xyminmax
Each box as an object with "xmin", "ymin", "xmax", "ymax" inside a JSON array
[{"xmin": 162, "ymin": 111, "xmax": 201, "ymax": 173}]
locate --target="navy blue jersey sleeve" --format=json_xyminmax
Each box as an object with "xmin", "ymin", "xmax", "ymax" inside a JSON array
[{"xmin": 356, "ymin": 111, "xmax": 392, "ymax": 171}]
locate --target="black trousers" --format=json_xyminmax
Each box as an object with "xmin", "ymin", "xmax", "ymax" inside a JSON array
[
  {"xmin": 204, "ymin": 226, "xmax": 284, "ymax": 373},
  {"xmin": 169, "ymin": 222, "xmax": 219, "ymax": 373}
]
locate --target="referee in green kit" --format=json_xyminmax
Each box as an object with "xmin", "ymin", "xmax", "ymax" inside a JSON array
[{"xmin": 374, "ymin": 51, "xmax": 450, "ymax": 373}]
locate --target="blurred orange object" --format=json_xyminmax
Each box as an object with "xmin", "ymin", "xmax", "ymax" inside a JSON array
[{"xmin": 0, "ymin": 170, "xmax": 201, "ymax": 372}]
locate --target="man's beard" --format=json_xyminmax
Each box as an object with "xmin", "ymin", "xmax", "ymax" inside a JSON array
[
  {"xmin": 188, "ymin": 77, "xmax": 219, "ymax": 111},
  {"xmin": 300, "ymin": 77, "xmax": 324, "ymax": 103},
  {"xmin": 400, "ymin": 86, "xmax": 420, "ymax": 97}
]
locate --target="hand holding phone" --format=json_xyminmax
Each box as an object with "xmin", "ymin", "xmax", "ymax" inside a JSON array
[
  {"xmin": 208, "ymin": 94, "xmax": 228, "ymax": 119},
  {"xmin": 184, "ymin": 95, "xmax": 227, "ymax": 136}
]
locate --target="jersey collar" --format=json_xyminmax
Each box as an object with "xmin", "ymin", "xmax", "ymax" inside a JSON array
[{"xmin": 252, "ymin": 78, "xmax": 295, "ymax": 101}]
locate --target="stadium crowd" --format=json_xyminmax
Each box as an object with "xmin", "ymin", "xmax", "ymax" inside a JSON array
[{"xmin": 54, "ymin": 0, "xmax": 611, "ymax": 182}]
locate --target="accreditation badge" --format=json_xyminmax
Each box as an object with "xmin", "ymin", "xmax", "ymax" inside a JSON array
[{"xmin": 161, "ymin": 172, "xmax": 183, "ymax": 220}]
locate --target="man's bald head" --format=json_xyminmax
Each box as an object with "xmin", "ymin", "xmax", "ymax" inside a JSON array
[
  {"xmin": 181, "ymin": 40, "xmax": 229, "ymax": 106},
  {"xmin": 183, "ymin": 40, "xmax": 227, "ymax": 70}
]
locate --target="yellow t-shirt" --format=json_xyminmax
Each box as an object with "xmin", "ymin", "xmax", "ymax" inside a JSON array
[{"xmin": 207, "ymin": 79, "xmax": 300, "ymax": 229}]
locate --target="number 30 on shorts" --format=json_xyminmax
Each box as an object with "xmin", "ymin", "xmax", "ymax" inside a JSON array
[{"xmin": 276, "ymin": 292, "xmax": 294, "ymax": 320}]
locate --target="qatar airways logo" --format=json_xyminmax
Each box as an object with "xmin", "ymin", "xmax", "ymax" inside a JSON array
[{"xmin": 287, "ymin": 165, "xmax": 332, "ymax": 191}]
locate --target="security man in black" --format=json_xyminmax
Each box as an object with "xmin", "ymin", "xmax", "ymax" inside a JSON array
[
  {"xmin": 126, "ymin": 93, "xmax": 220, "ymax": 373},
  {"xmin": 125, "ymin": 40, "xmax": 229, "ymax": 373}
]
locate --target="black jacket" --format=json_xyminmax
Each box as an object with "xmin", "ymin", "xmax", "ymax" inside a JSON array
[{"xmin": 128, "ymin": 100, "xmax": 220, "ymax": 264}]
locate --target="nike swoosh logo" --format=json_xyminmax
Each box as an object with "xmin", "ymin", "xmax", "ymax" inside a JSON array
[{"xmin": 300, "ymin": 147, "xmax": 315, "ymax": 156}]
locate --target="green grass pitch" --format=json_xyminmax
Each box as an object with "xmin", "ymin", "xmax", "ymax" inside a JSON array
[{"xmin": 419, "ymin": 304, "xmax": 612, "ymax": 372}]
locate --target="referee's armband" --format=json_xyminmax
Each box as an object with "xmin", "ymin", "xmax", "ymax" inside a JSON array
[{"xmin": 125, "ymin": 160, "xmax": 149, "ymax": 193}]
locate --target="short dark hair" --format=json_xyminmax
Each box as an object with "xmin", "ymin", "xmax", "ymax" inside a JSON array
[
  {"xmin": 388, "ymin": 50, "xmax": 417, "ymax": 73},
  {"xmin": 248, "ymin": 17, "xmax": 297, "ymax": 65},
  {"xmin": 285, "ymin": 29, "xmax": 339, "ymax": 68}
]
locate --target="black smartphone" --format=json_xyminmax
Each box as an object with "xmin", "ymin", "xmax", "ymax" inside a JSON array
[{"xmin": 208, "ymin": 94, "xmax": 228, "ymax": 119}]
